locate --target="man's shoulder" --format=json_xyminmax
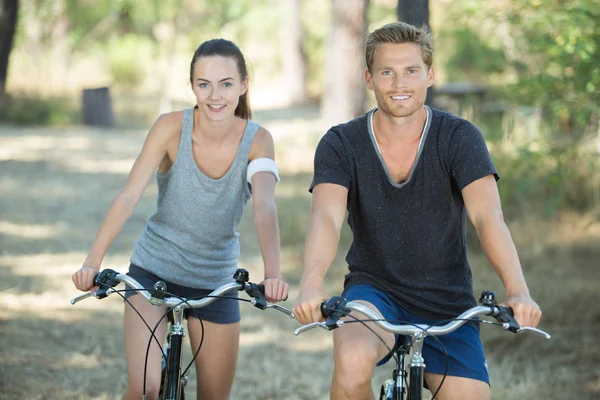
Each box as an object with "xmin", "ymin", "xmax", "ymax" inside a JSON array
[{"xmin": 325, "ymin": 112, "xmax": 370, "ymax": 139}]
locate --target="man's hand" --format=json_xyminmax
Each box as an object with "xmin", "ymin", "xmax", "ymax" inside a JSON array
[
  {"xmin": 502, "ymin": 293, "xmax": 542, "ymax": 328},
  {"xmin": 261, "ymin": 278, "xmax": 289, "ymax": 303},
  {"xmin": 294, "ymin": 285, "xmax": 329, "ymax": 325}
]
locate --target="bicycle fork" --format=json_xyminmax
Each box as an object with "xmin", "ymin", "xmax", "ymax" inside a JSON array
[
  {"xmin": 380, "ymin": 335, "xmax": 425, "ymax": 400},
  {"xmin": 161, "ymin": 308, "xmax": 187, "ymax": 400},
  {"xmin": 380, "ymin": 350, "xmax": 407, "ymax": 400}
]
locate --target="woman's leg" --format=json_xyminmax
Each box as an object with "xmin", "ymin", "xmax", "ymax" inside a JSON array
[
  {"xmin": 188, "ymin": 318, "xmax": 240, "ymax": 400},
  {"xmin": 122, "ymin": 294, "xmax": 169, "ymax": 400}
]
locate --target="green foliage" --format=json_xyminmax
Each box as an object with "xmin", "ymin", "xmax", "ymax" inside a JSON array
[
  {"xmin": 506, "ymin": 0, "xmax": 599, "ymax": 137},
  {"xmin": 439, "ymin": 0, "xmax": 600, "ymax": 138},
  {"xmin": 106, "ymin": 34, "xmax": 153, "ymax": 88},
  {"xmin": 0, "ymin": 94, "xmax": 77, "ymax": 126},
  {"xmin": 440, "ymin": 29, "xmax": 507, "ymax": 82},
  {"xmin": 493, "ymin": 146, "xmax": 599, "ymax": 219}
]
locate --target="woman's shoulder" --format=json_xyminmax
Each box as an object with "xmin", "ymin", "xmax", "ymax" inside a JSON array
[
  {"xmin": 148, "ymin": 110, "xmax": 185, "ymax": 140},
  {"xmin": 248, "ymin": 121, "xmax": 275, "ymax": 161},
  {"xmin": 156, "ymin": 110, "xmax": 184, "ymax": 129}
]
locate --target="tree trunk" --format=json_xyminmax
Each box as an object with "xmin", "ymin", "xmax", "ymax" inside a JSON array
[
  {"xmin": 396, "ymin": 0, "xmax": 435, "ymax": 107},
  {"xmin": 280, "ymin": 0, "xmax": 307, "ymax": 105},
  {"xmin": 50, "ymin": 0, "xmax": 69, "ymax": 93},
  {"xmin": 0, "ymin": 0, "xmax": 19, "ymax": 99},
  {"xmin": 396, "ymin": 0, "xmax": 429, "ymax": 28},
  {"xmin": 321, "ymin": 0, "xmax": 369, "ymax": 126}
]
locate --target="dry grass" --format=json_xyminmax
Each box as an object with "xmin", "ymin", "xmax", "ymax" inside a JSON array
[{"xmin": 0, "ymin": 110, "xmax": 599, "ymax": 399}]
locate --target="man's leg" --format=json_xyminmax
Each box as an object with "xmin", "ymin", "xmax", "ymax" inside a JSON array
[
  {"xmin": 421, "ymin": 317, "xmax": 490, "ymax": 400},
  {"xmin": 331, "ymin": 284, "xmax": 402, "ymax": 400},
  {"xmin": 424, "ymin": 374, "xmax": 490, "ymax": 400},
  {"xmin": 331, "ymin": 299, "xmax": 396, "ymax": 400}
]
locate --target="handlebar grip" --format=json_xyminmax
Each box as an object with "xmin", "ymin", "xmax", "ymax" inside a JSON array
[
  {"xmin": 92, "ymin": 269, "xmax": 121, "ymax": 299},
  {"xmin": 497, "ymin": 306, "xmax": 514, "ymax": 317},
  {"xmin": 93, "ymin": 269, "xmax": 120, "ymax": 287},
  {"xmin": 495, "ymin": 305, "xmax": 520, "ymax": 333},
  {"xmin": 255, "ymin": 283, "xmax": 288, "ymax": 301},
  {"xmin": 320, "ymin": 296, "xmax": 349, "ymax": 319}
]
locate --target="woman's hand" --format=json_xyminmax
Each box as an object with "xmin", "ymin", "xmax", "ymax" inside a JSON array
[
  {"xmin": 261, "ymin": 278, "xmax": 289, "ymax": 303},
  {"xmin": 72, "ymin": 266, "xmax": 100, "ymax": 292}
]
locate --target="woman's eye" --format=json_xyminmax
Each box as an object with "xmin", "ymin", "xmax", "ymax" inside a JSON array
[
  {"xmin": 223, "ymin": 82, "xmax": 232, "ymax": 87},
  {"xmin": 199, "ymin": 83, "xmax": 208, "ymax": 88}
]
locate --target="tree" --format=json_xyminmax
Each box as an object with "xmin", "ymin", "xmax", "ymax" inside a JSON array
[
  {"xmin": 321, "ymin": 0, "xmax": 369, "ymax": 125},
  {"xmin": 397, "ymin": 0, "xmax": 435, "ymax": 106},
  {"xmin": 396, "ymin": 0, "xmax": 429, "ymax": 28},
  {"xmin": 0, "ymin": 0, "xmax": 18, "ymax": 99},
  {"xmin": 444, "ymin": 0, "xmax": 599, "ymax": 138},
  {"xmin": 280, "ymin": 0, "xmax": 307, "ymax": 105}
]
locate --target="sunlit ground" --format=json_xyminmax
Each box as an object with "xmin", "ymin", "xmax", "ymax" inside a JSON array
[{"xmin": 1, "ymin": 109, "xmax": 599, "ymax": 399}]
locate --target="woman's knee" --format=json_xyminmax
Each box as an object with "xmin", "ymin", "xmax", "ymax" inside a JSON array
[
  {"xmin": 197, "ymin": 383, "xmax": 232, "ymax": 400},
  {"xmin": 124, "ymin": 377, "xmax": 161, "ymax": 399}
]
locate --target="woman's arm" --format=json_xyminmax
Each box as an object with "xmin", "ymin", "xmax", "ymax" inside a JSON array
[
  {"xmin": 72, "ymin": 112, "xmax": 180, "ymax": 291},
  {"xmin": 248, "ymin": 127, "xmax": 288, "ymax": 302}
]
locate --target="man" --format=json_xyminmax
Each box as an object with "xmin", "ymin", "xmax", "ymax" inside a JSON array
[{"xmin": 293, "ymin": 21, "xmax": 542, "ymax": 400}]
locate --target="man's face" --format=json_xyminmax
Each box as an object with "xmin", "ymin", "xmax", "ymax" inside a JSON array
[{"xmin": 365, "ymin": 42, "xmax": 435, "ymax": 118}]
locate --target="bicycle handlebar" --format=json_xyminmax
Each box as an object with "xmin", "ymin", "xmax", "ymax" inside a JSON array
[
  {"xmin": 70, "ymin": 268, "xmax": 295, "ymax": 319},
  {"xmin": 293, "ymin": 292, "xmax": 550, "ymax": 339}
]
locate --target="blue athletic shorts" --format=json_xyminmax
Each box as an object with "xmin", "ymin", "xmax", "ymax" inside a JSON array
[
  {"xmin": 343, "ymin": 284, "xmax": 489, "ymax": 384},
  {"xmin": 124, "ymin": 264, "xmax": 241, "ymax": 324}
]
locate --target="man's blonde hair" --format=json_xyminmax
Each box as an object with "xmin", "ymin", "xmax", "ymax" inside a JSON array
[{"xmin": 365, "ymin": 22, "xmax": 433, "ymax": 72}]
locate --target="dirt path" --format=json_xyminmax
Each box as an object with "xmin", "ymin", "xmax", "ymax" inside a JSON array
[{"xmin": 1, "ymin": 121, "xmax": 598, "ymax": 399}]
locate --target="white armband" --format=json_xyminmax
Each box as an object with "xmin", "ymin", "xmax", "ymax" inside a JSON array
[{"xmin": 247, "ymin": 158, "xmax": 280, "ymax": 184}]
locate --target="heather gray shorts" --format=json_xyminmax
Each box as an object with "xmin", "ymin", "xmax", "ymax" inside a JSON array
[{"xmin": 124, "ymin": 264, "xmax": 240, "ymax": 324}]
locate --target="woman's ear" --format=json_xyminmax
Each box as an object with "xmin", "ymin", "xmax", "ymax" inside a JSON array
[{"xmin": 240, "ymin": 78, "xmax": 249, "ymax": 95}]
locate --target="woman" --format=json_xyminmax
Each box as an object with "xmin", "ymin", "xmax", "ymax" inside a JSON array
[{"xmin": 72, "ymin": 38, "xmax": 289, "ymax": 400}]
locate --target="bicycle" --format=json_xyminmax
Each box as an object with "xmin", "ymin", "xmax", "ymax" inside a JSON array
[
  {"xmin": 294, "ymin": 291, "xmax": 551, "ymax": 400},
  {"xmin": 70, "ymin": 267, "xmax": 294, "ymax": 400}
]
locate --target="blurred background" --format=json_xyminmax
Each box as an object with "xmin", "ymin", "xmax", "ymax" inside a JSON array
[{"xmin": 0, "ymin": 0, "xmax": 599, "ymax": 399}]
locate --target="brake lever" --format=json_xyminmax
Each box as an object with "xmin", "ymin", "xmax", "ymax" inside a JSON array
[
  {"xmin": 265, "ymin": 303, "xmax": 295, "ymax": 318},
  {"xmin": 70, "ymin": 291, "xmax": 96, "ymax": 305},
  {"xmin": 516, "ymin": 326, "xmax": 551, "ymax": 339},
  {"xmin": 293, "ymin": 320, "xmax": 344, "ymax": 335}
]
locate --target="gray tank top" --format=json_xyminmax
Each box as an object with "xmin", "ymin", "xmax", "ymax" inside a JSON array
[{"xmin": 130, "ymin": 108, "xmax": 259, "ymax": 289}]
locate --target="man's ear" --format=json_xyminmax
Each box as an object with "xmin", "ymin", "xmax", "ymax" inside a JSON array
[
  {"xmin": 365, "ymin": 68, "xmax": 374, "ymax": 91},
  {"xmin": 427, "ymin": 65, "xmax": 435, "ymax": 88}
]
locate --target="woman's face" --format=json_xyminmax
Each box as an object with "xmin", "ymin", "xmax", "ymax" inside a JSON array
[{"xmin": 191, "ymin": 55, "xmax": 247, "ymax": 121}]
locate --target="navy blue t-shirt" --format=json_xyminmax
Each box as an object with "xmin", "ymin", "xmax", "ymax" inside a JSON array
[{"xmin": 310, "ymin": 107, "xmax": 499, "ymax": 319}]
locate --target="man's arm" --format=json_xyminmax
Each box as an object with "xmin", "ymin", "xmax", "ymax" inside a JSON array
[
  {"xmin": 293, "ymin": 183, "xmax": 348, "ymax": 324},
  {"xmin": 463, "ymin": 174, "xmax": 542, "ymax": 328}
]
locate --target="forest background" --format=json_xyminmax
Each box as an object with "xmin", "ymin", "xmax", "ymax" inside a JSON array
[{"xmin": 0, "ymin": 0, "xmax": 599, "ymax": 399}]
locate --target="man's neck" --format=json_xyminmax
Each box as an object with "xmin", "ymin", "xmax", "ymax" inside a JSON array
[{"xmin": 373, "ymin": 106, "xmax": 428, "ymax": 145}]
